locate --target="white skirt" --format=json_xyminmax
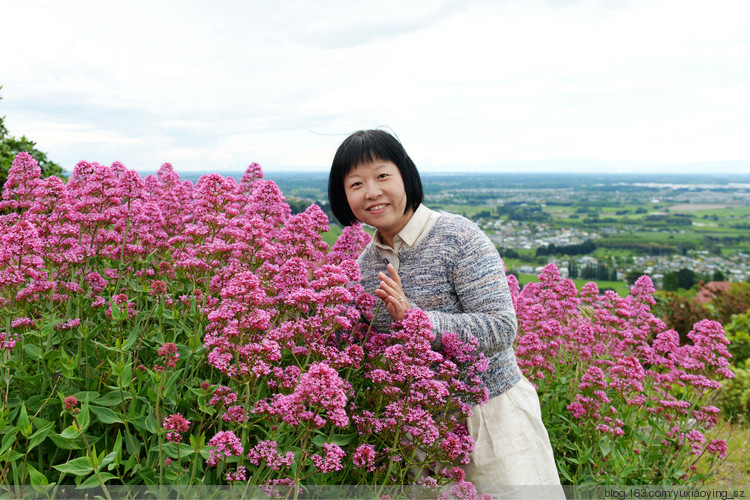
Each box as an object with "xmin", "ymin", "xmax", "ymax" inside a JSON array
[{"xmin": 464, "ymin": 376, "xmax": 564, "ymax": 498}]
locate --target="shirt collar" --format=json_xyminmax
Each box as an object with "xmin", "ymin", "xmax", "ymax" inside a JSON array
[{"xmin": 372, "ymin": 204, "xmax": 435, "ymax": 251}]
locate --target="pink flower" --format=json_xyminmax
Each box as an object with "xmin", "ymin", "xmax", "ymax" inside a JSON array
[
  {"xmin": 0, "ymin": 153, "xmax": 42, "ymax": 211},
  {"xmin": 352, "ymin": 443, "xmax": 377, "ymax": 471},
  {"xmin": 222, "ymin": 405, "xmax": 247, "ymax": 424},
  {"xmin": 155, "ymin": 342, "xmax": 179, "ymax": 372},
  {"xmin": 0, "ymin": 332, "xmax": 19, "ymax": 352},
  {"xmin": 163, "ymin": 413, "xmax": 191, "ymax": 442},
  {"xmin": 240, "ymin": 162, "xmax": 264, "ymax": 187},
  {"xmin": 225, "ymin": 465, "xmax": 247, "ymax": 482},
  {"xmin": 64, "ymin": 396, "xmax": 78, "ymax": 411},
  {"xmin": 258, "ymin": 362, "xmax": 349, "ymax": 428},
  {"xmin": 706, "ymin": 439, "xmax": 728, "ymax": 459},
  {"xmin": 150, "ymin": 280, "xmax": 167, "ymax": 296},
  {"xmin": 207, "ymin": 431, "xmax": 244, "ymax": 466},
  {"xmin": 311, "ymin": 443, "xmax": 346, "ymax": 473},
  {"xmin": 246, "ymin": 440, "xmax": 294, "ymax": 470}
]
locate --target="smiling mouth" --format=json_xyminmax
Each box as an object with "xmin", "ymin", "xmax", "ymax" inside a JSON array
[{"xmin": 367, "ymin": 204, "xmax": 388, "ymax": 211}]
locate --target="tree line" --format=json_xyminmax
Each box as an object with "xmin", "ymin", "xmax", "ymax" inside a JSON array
[{"xmin": 0, "ymin": 86, "xmax": 64, "ymax": 190}]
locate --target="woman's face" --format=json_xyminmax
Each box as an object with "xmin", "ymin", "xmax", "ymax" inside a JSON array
[{"xmin": 343, "ymin": 159, "xmax": 413, "ymax": 246}]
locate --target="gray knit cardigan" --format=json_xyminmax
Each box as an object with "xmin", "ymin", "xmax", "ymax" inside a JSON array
[{"xmin": 356, "ymin": 212, "xmax": 522, "ymax": 399}]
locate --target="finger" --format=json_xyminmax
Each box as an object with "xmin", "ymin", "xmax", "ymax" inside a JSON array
[
  {"xmin": 378, "ymin": 273, "xmax": 403, "ymax": 295},
  {"xmin": 378, "ymin": 279, "xmax": 403, "ymax": 301},
  {"xmin": 386, "ymin": 263, "xmax": 402, "ymax": 286}
]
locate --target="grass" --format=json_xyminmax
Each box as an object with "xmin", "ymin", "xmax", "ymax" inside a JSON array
[
  {"xmin": 515, "ymin": 273, "xmax": 631, "ymax": 297},
  {"xmin": 701, "ymin": 419, "xmax": 750, "ymax": 486}
]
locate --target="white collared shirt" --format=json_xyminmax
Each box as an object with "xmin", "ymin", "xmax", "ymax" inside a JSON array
[{"xmin": 370, "ymin": 204, "xmax": 441, "ymax": 271}]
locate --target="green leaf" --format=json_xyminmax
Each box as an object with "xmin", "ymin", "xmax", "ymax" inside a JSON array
[
  {"xmin": 124, "ymin": 429, "xmax": 141, "ymax": 455},
  {"xmin": 73, "ymin": 391, "xmax": 101, "ymax": 402},
  {"xmin": 78, "ymin": 472, "xmax": 117, "ymax": 489},
  {"xmin": 598, "ymin": 437, "xmax": 614, "ymax": 457},
  {"xmin": 1, "ymin": 427, "xmax": 20, "ymax": 454},
  {"xmin": 23, "ymin": 343, "xmax": 42, "ymax": 361},
  {"xmin": 157, "ymin": 442, "xmax": 194, "ymax": 458},
  {"xmin": 144, "ymin": 412, "xmax": 159, "ymax": 434},
  {"xmin": 129, "ymin": 415, "xmax": 149, "ymax": 434},
  {"xmin": 76, "ymin": 403, "xmax": 91, "ymax": 431},
  {"xmin": 123, "ymin": 327, "xmax": 140, "ymax": 350},
  {"xmin": 558, "ymin": 464, "xmax": 574, "ymax": 483},
  {"xmin": 176, "ymin": 343, "xmax": 191, "ymax": 359},
  {"xmin": 119, "ymin": 362, "xmax": 133, "ymax": 386},
  {"xmin": 113, "ymin": 430, "xmax": 123, "ymax": 463},
  {"xmin": 94, "ymin": 390, "xmax": 132, "ymax": 407},
  {"xmin": 53, "ymin": 456, "xmax": 94, "ymax": 476},
  {"xmin": 164, "ymin": 369, "xmax": 185, "ymax": 397},
  {"xmin": 124, "ymin": 453, "xmax": 139, "ymax": 474},
  {"xmin": 43, "ymin": 349, "xmax": 60, "ymax": 363},
  {"xmin": 98, "ymin": 451, "xmax": 118, "ymax": 471},
  {"xmin": 312, "ymin": 432, "xmax": 356, "ymax": 448},
  {"xmin": 28, "ymin": 421, "xmax": 54, "ymax": 452},
  {"xmin": 49, "ymin": 431, "xmax": 83, "ymax": 450},
  {"xmin": 17, "ymin": 404, "xmax": 32, "ymax": 438},
  {"xmin": 189, "ymin": 432, "xmax": 206, "ymax": 451},
  {"xmin": 330, "ymin": 433, "xmax": 356, "ymax": 446},
  {"xmin": 24, "ymin": 329, "xmax": 44, "ymax": 339},
  {"xmin": 90, "ymin": 406, "xmax": 123, "ymax": 424},
  {"xmin": 93, "ymin": 341, "xmax": 120, "ymax": 353},
  {"xmin": 27, "ymin": 464, "xmax": 48, "ymax": 486},
  {"xmin": 110, "ymin": 300, "xmax": 124, "ymax": 321},
  {"xmin": 59, "ymin": 424, "xmax": 83, "ymax": 440}
]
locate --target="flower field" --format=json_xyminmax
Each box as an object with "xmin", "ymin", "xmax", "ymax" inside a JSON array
[{"xmin": 0, "ymin": 153, "xmax": 736, "ymax": 498}]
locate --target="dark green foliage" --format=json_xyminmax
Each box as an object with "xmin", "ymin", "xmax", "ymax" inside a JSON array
[
  {"xmin": 536, "ymin": 240, "xmax": 595, "ymax": 257},
  {"xmin": 0, "ymin": 87, "xmax": 65, "ymax": 189}
]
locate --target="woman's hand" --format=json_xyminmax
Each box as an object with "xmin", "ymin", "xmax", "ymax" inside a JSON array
[{"xmin": 375, "ymin": 263, "xmax": 411, "ymax": 321}]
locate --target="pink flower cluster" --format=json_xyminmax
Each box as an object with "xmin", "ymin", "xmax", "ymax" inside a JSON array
[
  {"xmin": 0, "ymin": 153, "xmax": 495, "ymax": 490},
  {"xmin": 163, "ymin": 413, "xmax": 190, "ymax": 443},
  {"xmin": 192, "ymin": 171, "xmax": 488, "ymax": 486},
  {"xmin": 312, "ymin": 442, "xmax": 346, "ymax": 473},
  {"xmin": 154, "ymin": 342, "xmax": 179, "ymax": 372},
  {"xmin": 207, "ymin": 431, "xmax": 244, "ymax": 466},
  {"xmin": 510, "ymin": 264, "xmax": 734, "ymax": 481},
  {"xmin": 246, "ymin": 440, "xmax": 295, "ymax": 470},
  {"xmin": 64, "ymin": 396, "xmax": 78, "ymax": 411}
]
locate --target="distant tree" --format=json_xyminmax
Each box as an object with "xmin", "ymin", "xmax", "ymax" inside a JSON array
[
  {"xmin": 709, "ymin": 281, "xmax": 750, "ymax": 326},
  {"xmin": 625, "ymin": 270, "xmax": 644, "ymax": 286},
  {"xmin": 663, "ymin": 272, "xmax": 679, "ymax": 292},
  {"xmin": 653, "ymin": 292, "xmax": 709, "ymax": 342},
  {"xmin": 0, "ymin": 87, "xmax": 64, "ymax": 189},
  {"xmin": 568, "ymin": 259, "xmax": 579, "ymax": 279},
  {"xmin": 655, "ymin": 281, "xmax": 750, "ymax": 343},
  {"xmin": 497, "ymin": 247, "xmax": 520, "ymax": 259},
  {"xmin": 287, "ymin": 197, "xmax": 314, "ymax": 215},
  {"xmin": 712, "ymin": 269, "xmax": 726, "ymax": 281},
  {"xmin": 677, "ymin": 268, "xmax": 696, "ymax": 290}
]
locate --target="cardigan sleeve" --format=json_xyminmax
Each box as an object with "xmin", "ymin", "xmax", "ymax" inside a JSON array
[{"xmin": 423, "ymin": 223, "xmax": 518, "ymax": 356}]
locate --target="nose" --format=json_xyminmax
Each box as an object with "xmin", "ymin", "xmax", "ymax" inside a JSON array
[{"xmin": 364, "ymin": 181, "xmax": 381, "ymax": 199}]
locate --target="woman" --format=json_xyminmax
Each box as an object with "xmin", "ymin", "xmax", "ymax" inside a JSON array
[{"xmin": 328, "ymin": 130, "xmax": 561, "ymax": 494}]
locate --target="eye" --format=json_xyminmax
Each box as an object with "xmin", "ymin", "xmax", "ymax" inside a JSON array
[
  {"xmin": 349, "ymin": 181, "xmax": 362, "ymax": 189},
  {"xmin": 378, "ymin": 173, "xmax": 389, "ymax": 179}
]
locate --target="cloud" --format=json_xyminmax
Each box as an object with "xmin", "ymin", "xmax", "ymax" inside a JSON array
[{"xmin": 1, "ymin": 0, "xmax": 748, "ymax": 173}]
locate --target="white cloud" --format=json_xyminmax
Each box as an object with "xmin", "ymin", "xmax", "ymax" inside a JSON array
[{"xmin": 1, "ymin": 0, "xmax": 748, "ymax": 173}]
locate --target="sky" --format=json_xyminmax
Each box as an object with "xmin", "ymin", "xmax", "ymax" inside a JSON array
[{"xmin": 1, "ymin": 0, "xmax": 749, "ymax": 175}]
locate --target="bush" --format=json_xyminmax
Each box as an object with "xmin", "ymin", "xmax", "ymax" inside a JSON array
[
  {"xmin": 0, "ymin": 154, "xmax": 487, "ymax": 497},
  {"xmin": 510, "ymin": 265, "xmax": 733, "ymax": 484},
  {"xmin": 717, "ymin": 312, "xmax": 750, "ymax": 424}
]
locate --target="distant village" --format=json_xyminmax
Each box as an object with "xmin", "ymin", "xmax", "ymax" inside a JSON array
[{"xmin": 477, "ymin": 218, "xmax": 750, "ymax": 288}]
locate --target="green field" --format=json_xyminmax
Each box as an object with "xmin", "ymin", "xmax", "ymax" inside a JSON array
[{"xmin": 515, "ymin": 273, "xmax": 631, "ymax": 297}]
